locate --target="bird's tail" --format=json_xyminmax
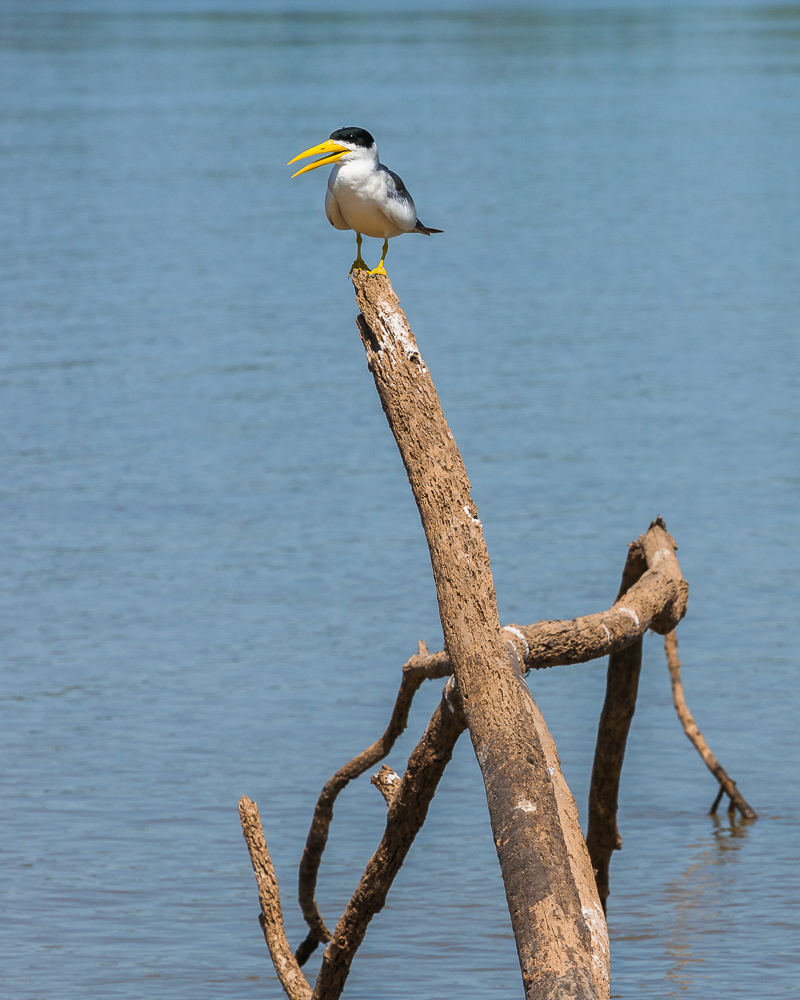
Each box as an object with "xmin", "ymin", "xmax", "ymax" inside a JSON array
[{"xmin": 412, "ymin": 219, "xmax": 444, "ymax": 236}]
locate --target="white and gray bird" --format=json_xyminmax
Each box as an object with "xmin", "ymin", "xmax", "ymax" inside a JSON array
[{"xmin": 288, "ymin": 126, "xmax": 443, "ymax": 275}]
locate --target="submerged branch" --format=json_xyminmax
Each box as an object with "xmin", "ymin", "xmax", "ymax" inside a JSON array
[
  {"xmin": 585, "ymin": 539, "xmax": 649, "ymax": 914},
  {"xmin": 664, "ymin": 631, "xmax": 757, "ymax": 819},
  {"xmin": 586, "ymin": 518, "xmax": 688, "ymax": 912}
]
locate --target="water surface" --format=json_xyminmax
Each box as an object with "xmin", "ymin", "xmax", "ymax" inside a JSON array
[{"xmin": 1, "ymin": 4, "xmax": 798, "ymax": 998}]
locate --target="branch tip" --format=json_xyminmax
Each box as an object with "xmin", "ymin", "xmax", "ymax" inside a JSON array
[
  {"xmin": 238, "ymin": 797, "xmax": 313, "ymax": 1000},
  {"xmin": 665, "ymin": 631, "xmax": 756, "ymax": 820}
]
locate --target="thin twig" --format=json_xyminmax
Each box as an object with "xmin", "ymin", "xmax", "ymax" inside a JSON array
[
  {"xmin": 311, "ymin": 682, "xmax": 467, "ymax": 1000},
  {"xmin": 295, "ymin": 641, "xmax": 446, "ymax": 962},
  {"xmin": 664, "ymin": 631, "xmax": 757, "ymax": 819}
]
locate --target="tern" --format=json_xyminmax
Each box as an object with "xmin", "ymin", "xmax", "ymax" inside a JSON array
[{"xmin": 288, "ymin": 127, "xmax": 443, "ymax": 276}]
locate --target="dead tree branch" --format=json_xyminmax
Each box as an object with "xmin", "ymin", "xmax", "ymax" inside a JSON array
[
  {"xmin": 512, "ymin": 517, "xmax": 687, "ymax": 668},
  {"xmin": 240, "ymin": 512, "xmax": 701, "ymax": 993},
  {"xmin": 293, "ymin": 518, "xmax": 689, "ymax": 980},
  {"xmin": 664, "ymin": 631, "xmax": 757, "ymax": 819},
  {"xmin": 389, "ymin": 520, "xmax": 691, "ymax": 677},
  {"xmin": 586, "ymin": 519, "xmax": 689, "ymax": 912},
  {"xmin": 585, "ymin": 540, "xmax": 648, "ymax": 914},
  {"xmin": 311, "ymin": 683, "xmax": 467, "ymax": 1000},
  {"xmin": 295, "ymin": 641, "xmax": 451, "ymax": 964},
  {"xmin": 294, "ymin": 515, "xmax": 684, "ymax": 964},
  {"xmin": 238, "ymin": 796, "xmax": 313, "ymax": 1000},
  {"xmin": 352, "ymin": 271, "xmax": 609, "ymax": 1000}
]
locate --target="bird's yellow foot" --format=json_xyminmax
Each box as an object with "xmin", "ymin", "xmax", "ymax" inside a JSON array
[
  {"xmin": 369, "ymin": 239, "xmax": 390, "ymax": 276},
  {"xmin": 349, "ymin": 233, "xmax": 370, "ymax": 274}
]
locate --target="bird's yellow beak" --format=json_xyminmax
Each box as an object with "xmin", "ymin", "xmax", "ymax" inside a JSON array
[{"xmin": 288, "ymin": 139, "xmax": 350, "ymax": 178}]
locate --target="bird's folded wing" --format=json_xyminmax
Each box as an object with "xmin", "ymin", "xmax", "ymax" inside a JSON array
[{"xmin": 378, "ymin": 167, "xmax": 418, "ymax": 233}]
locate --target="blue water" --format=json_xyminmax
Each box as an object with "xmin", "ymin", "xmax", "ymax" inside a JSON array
[{"xmin": 1, "ymin": 4, "xmax": 798, "ymax": 998}]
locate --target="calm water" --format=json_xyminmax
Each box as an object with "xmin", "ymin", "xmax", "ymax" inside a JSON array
[{"xmin": 1, "ymin": 3, "xmax": 799, "ymax": 998}]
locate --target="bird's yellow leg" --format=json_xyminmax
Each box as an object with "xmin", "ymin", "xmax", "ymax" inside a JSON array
[
  {"xmin": 369, "ymin": 239, "xmax": 389, "ymax": 276},
  {"xmin": 349, "ymin": 233, "xmax": 369, "ymax": 274}
]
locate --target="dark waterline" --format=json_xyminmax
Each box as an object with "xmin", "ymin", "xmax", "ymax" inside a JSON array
[{"xmin": 1, "ymin": 4, "xmax": 798, "ymax": 998}]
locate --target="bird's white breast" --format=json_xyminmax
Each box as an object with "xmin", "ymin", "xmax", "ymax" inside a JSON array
[{"xmin": 327, "ymin": 159, "xmax": 412, "ymax": 239}]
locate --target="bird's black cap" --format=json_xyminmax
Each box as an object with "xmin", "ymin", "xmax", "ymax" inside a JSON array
[{"xmin": 330, "ymin": 126, "xmax": 375, "ymax": 148}]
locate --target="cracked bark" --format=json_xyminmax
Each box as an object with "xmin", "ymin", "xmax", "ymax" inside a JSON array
[{"xmin": 351, "ymin": 270, "xmax": 608, "ymax": 1000}]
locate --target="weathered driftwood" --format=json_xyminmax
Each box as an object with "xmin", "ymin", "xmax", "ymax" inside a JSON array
[
  {"xmin": 378, "ymin": 519, "xmax": 691, "ymax": 678},
  {"xmin": 291, "ymin": 521, "xmax": 698, "ymax": 981},
  {"xmin": 584, "ymin": 543, "xmax": 647, "ymax": 914},
  {"xmin": 584, "ymin": 526, "xmax": 758, "ymax": 910},
  {"xmin": 238, "ymin": 274, "xmax": 755, "ymax": 1000},
  {"xmin": 664, "ymin": 630, "xmax": 757, "ymax": 819},
  {"xmin": 294, "ymin": 516, "xmax": 691, "ymax": 965},
  {"xmin": 240, "ymin": 682, "xmax": 466, "ymax": 1000}
]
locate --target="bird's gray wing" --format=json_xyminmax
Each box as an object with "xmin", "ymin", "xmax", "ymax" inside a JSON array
[
  {"xmin": 377, "ymin": 166, "xmax": 418, "ymax": 233},
  {"xmin": 325, "ymin": 188, "xmax": 351, "ymax": 231}
]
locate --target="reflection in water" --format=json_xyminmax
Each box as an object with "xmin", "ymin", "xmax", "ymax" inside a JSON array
[{"xmin": 663, "ymin": 814, "xmax": 753, "ymax": 994}]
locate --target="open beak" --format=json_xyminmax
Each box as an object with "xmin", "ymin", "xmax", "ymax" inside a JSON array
[{"xmin": 288, "ymin": 139, "xmax": 350, "ymax": 178}]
